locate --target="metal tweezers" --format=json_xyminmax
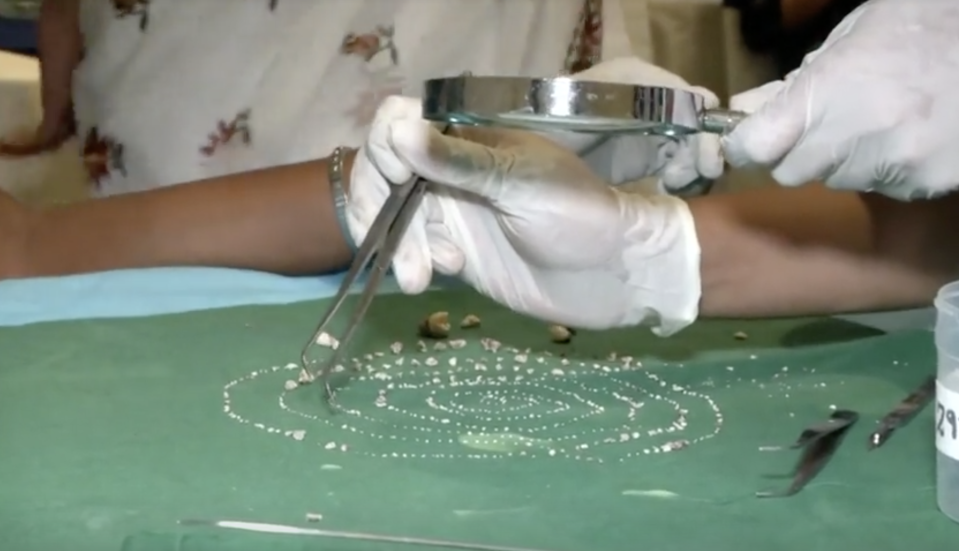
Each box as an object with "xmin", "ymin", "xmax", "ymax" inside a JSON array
[
  {"xmin": 755, "ymin": 409, "xmax": 859, "ymax": 498},
  {"xmin": 299, "ymin": 147, "xmax": 438, "ymax": 410},
  {"xmin": 868, "ymin": 375, "xmax": 936, "ymax": 450}
]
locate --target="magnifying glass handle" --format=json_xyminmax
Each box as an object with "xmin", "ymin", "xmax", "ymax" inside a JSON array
[{"xmin": 700, "ymin": 109, "xmax": 748, "ymax": 135}]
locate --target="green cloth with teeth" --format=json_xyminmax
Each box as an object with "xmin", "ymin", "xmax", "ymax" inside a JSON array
[{"xmin": 0, "ymin": 289, "xmax": 954, "ymax": 551}]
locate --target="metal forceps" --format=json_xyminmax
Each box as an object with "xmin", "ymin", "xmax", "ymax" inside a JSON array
[
  {"xmin": 868, "ymin": 375, "xmax": 935, "ymax": 450},
  {"xmin": 300, "ymin": 158, "xmax": 435, "ymax": 410},
  {"xmin": 755, "ymin": 409, "xmax": 859, "ymax": 498}
]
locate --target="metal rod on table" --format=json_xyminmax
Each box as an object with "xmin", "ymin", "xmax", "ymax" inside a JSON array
[{"xmin": 179, "ymin": 519, "xmax": 565, "ymax": 551}]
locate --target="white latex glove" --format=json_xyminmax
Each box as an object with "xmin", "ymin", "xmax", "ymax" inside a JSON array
[
  {"xmin": 563, "ymin": 57, "xmax": 725, "ymax": 190},
  {"xmin": 722, "ymin": 0, "xmax": 959, "ymax": 201},
  {"xmin": 347, "ymin": 97, "xmax": 702, "ymax": 334}
]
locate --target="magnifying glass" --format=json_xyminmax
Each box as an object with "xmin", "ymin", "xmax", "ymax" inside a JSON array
[{"xmin": 422, "ymin": 76, "xmax": 746, "ymax": 136}]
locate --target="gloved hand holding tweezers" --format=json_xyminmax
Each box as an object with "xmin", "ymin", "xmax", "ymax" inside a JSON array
[
  {"xmin": 346, "ymin": 96, "xmax": 702, "ymax": 334},
  {"xmin": 304, "ymin": 93, "xmax": 708, "ymax": 403},
  {"xmin": 309, "ymin": 58, "xmax": 731, "ymax": 401}
]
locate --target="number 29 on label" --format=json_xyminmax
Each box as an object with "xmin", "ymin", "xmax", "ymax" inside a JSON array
[
  {"xmin": 937, "ymin": 400, "xmax": 957, "ymax": 441},
  {"xmin": 937, "ymin": 381, "xmax": 959, "ymax": 460}
]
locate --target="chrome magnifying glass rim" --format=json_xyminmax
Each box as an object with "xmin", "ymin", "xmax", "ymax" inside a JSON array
[{"xmin": 421, "ymin": 76, "xmax": 710, "ymax": 136}]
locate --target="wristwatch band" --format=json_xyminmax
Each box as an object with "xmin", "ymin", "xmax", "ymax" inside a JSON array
[{"xmin": 329, "ymin": 146, "xmax": 358, "ymax": 254}]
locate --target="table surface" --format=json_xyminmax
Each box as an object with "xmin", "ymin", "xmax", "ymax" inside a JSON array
[{"xmin": 1, "ymin": 288, "xmax": 953, "ymax": 551}]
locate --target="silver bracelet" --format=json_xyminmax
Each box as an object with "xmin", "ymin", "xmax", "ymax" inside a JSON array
[{"xmin": 329, "ymin": 146, "xmax": 358, "ymax": 254}]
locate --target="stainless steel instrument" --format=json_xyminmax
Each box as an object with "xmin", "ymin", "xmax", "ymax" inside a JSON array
[
  {"xmin": 755, "ymin": 409, "xmax": 859, "ymax": 498},
  {"xmin": 422, "ymin": 76, "xmax": 746, "ymax": 136},
  {"xmin": 180, "ymin": 519, "xmax": 562, "ymax": 551},
  {"xmin": 868, "ymin": 375, "xmax": 936, "ymax": 450}
]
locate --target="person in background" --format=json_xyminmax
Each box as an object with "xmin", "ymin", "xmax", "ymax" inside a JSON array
[
  {"xmin": 0, "ymin": 0, "xmax": 723, "ymax": 278},
  {"xmin": 724, "ymin": 0, "xmax": 868, "ymax": 77},
  {"xmin": 0, "ymin": 0, "xmax": 80, "ymax": 156},
  {"xmin": 4, "ymin": 0, "xmax": 703, "ymax": 197}
]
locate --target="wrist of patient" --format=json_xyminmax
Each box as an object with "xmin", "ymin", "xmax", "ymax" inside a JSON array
[{"xmin": 615, "ymin": 191, "xmax": 703, "ymax": 336}]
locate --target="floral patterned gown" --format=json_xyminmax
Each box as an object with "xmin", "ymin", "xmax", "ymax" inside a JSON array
[{"xmin": 73, "ymin": 0, "xmax": 630, "ymax": 197}]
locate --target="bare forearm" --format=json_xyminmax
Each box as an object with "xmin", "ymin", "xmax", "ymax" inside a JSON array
[
  {"xmin": 37, "ymin": 0, "xmax": 82, "ymax": 124},
  {"xmin": 690, "ymin": 184, "xmax": 959, "ymax": 318},
  {"xmin": 22, "ymin": 156, "xmax": 354, "ymax": 277}
]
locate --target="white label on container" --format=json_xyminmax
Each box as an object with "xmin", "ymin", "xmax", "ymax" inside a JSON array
[{"xmin": 936, "ymin": 381, "xmax": 959, "ymax": 460}]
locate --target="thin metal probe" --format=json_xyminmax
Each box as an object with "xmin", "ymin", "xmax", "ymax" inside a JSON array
[{"xmin": 179, "ymin": 519, "xmax": 564, "ymax": 551}]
